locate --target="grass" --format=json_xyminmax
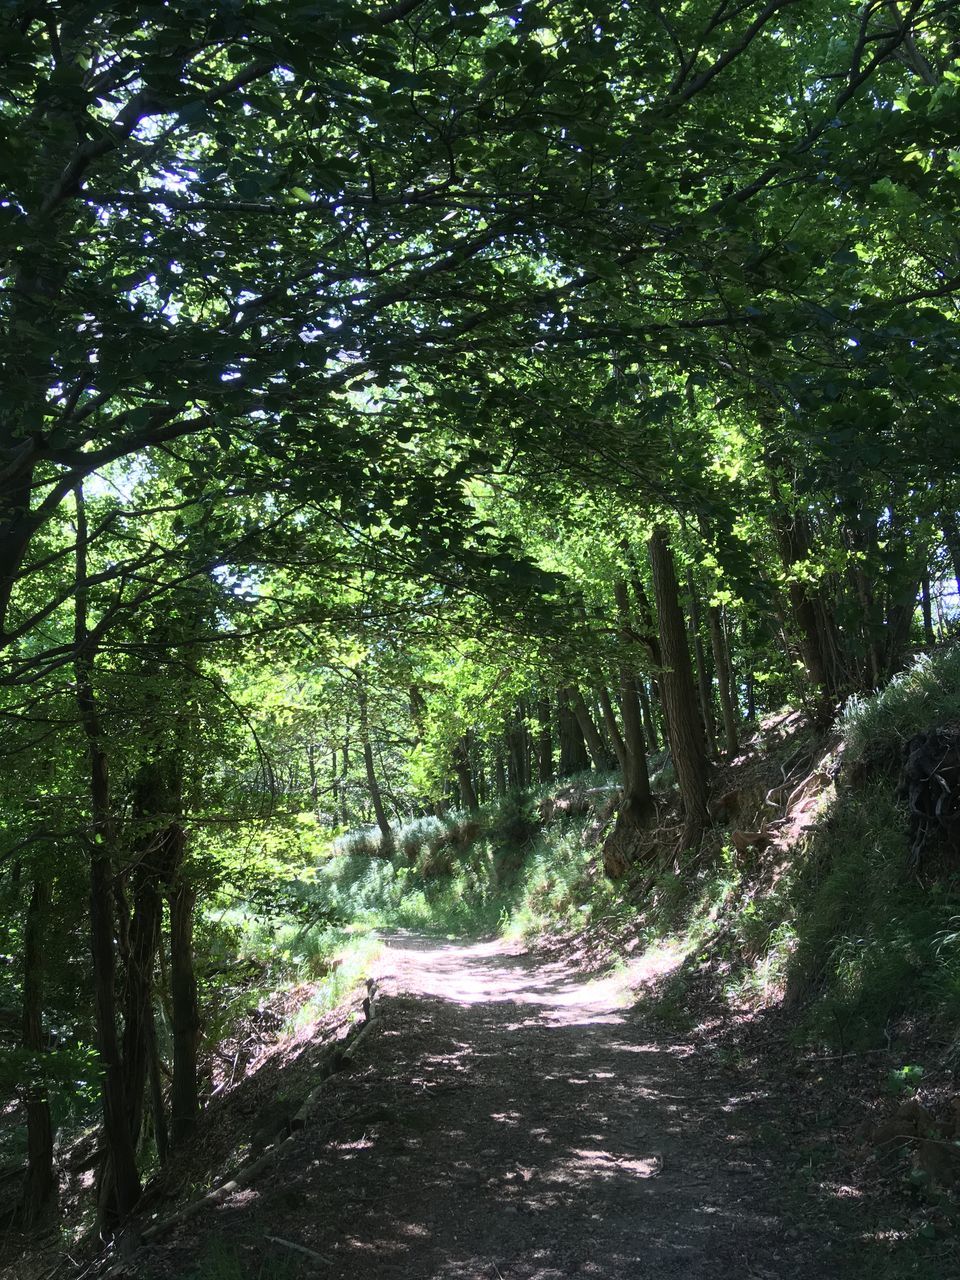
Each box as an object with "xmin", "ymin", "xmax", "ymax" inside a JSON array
[
  {"xmin": 842, "ymin": 646, "xmax": 960, "ymax": 774},
  {"xmin": 785, "ymin": 783, "xmax": 960, "ymax": 1050},
  {"xmin": 504, "ymin": 820, "xmax": 627, "ymax": 941}
]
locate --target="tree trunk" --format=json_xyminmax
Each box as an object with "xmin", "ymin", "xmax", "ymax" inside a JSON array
[
  {"xmin": 0, "ymin": 465, "xmax": 35, "ymax": 638},
  {"xmin": 147, "ymin": 1011, "xmax": 169, "ymax": 1165},
  {"xmin": 356, "ymin": 676, "xmax": 393, "ymax": 854},
  {"xmin": 624, "ymin": 564, "xmax": 668, "ymax": 750},
  {"xmin": 557, "ymin": 694, "xmax": 589, "ymax": 777},
  {"xmin": 454, "ymin": 735, "xmax": 480, "ymax": 812},
  {"xmin": 168, "ymin": 873, "xmax": 200, "ymax": 1146},
  {"xmin": 942, "ymin": 512, "xmax": 960, "ymax": 602},
  {"xmin": 567, "ymin": 687, "xmax": 611, "ymax": 772},
  {"xmin": 340, "ymin": 737, "xmax": 350, "ymax": 825},
  {"xmin": 494, "ymin": 749, "xmax": 507, "ymax": 797},
  {"xmin": 536, "ymin": 698, "xmax": 553, "ymax": 784},
  {"xmin": 119, "ymin": 865, "xmax": 165, "ymax": 1156},
  {"xmin": 20, "ymin": 877, "xmax": 55, "ymax": 1225},
  {"xmin": 648, "ymin": 524, "xmax": 709, "ymax": 847},
  {"xmin": 73, "ymin": 484, "xmax": 141, "ymax": 1224},
  {"xmin": 636, "ymin": 680, "xmax": 659, "ymax": 752},
  {"xmin": 307, "ymin": 742, "xmax": 319, "ymax": 819},
  {"xmin": 707, "ymin": 604, "xmax": 739, "ymax": 757},
  {"xmin": 611, "ymin": 583, "xmax": 654, "ymax": 819},
  {"xmin": 602, "ymin": 582, "xmax": 655, "ymax": 877},
  {"xmin": 768, "ymin": 481, "xmax": 842, "ymax": 698},
  {"xmin": 597, "ymin": 685, "xmax": 627, "ymax": 772},
  {"xmin": 921, "ymin": 573, "xmax": 936, "ymax": 649},
  {"xmin": 89, "ymin": 855, "xmax": 141, "ymax": 1223},
  {"xmin": 842, "ymin": 504, "xmax": 884, "ymax": 688},
  {"xmin": 685, "ymin": 568, "xmax": 717, "ymax": 757},
  {"xmin": 117, "ymin": 686, "xmax": 189, "ymax": 1168},
  {"xmin": 507, "ymin": 709, "xmax": 531, "ymax": 789},
  {"xmin": 618, "ymin": 670, "xmax": 653, "ymax": 821}
]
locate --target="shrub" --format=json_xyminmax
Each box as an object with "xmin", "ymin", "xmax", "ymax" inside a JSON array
[
  {"xmin": 489, "ymin": 788, "xmax": 540, "ymax": 852},
  {"xmin": 333, "ymin": 827, "xmax": 384, "ymax": 858}
]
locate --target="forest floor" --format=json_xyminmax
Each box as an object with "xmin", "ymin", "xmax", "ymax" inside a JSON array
[{"xmin": 114, "ymin": 931, "xmax": 947, "ymax": 1280}]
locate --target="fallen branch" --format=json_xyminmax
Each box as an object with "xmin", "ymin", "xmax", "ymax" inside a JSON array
[{"xmin": 265, "ymin": 1234, "xmax": 332, "ymax": 1264}]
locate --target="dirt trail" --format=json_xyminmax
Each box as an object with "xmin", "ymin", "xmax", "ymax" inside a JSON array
[{"xmin": 152, "ymin": 935, "xmax": 855, "ymax": 1279}]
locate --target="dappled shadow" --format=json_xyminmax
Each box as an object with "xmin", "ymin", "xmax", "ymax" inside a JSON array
[
  {"xmin": 148, "ymin": 934, "xmax": 854, "ymax": 1280},
  {"xmin": 633, "ymin": 941, "xmax": 957, "ymax": 1278},
  {"xmin": 380, "ymin": 931, "xmax": 632, "ymax": 1027}
]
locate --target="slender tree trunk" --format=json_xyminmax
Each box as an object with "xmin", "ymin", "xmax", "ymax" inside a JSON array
[
  {"xmin": 597, "ymin": 685, "xmax": 627, "ymax": 772},
  {"xmin": 168, "ymin": 872, "xmax": 200, "ymax": 1146},
  {"xmin": 941, "ymin": 512, "xmax": 960, "ymax": 602},
  {"xmin": 0, "ymin": 109, "xmax": 78, "ymax": 633},
  {"xmin": 685, "ymin": 568, "xmax": 717, "ymax": 757},
  {"xmin": 707, "ymin": 604, "xmax": 739, "ymax": 756},
  {"xmin": 521, "ymin": 700, "xmax": 533, "ymax": 787},
  {"xmin": 356, "ymin": 676, "xmax": 393, "ymax": 854},
  {"xmin": 842, "ymin": 503, "xmax": 883, "ymax": 687},
  {"xmin": 494, "ymin": 750, "xmax": 507, "ymax": 797},
  {"xmin": 536, "ymin": 698, "xmax": 553, "ymax": 784},
  {"xmin": 73, "ymin": 484, "xmax": 141, "ymax": 1224},
  {"xmin": 89, "ymin": 853, "xmax": 141, "ymax": 1223},
  {"xmin": 340, "ymin": 737, "xmax": 350, "ymax": 825},
  {"xmin": 618, "ymin": 670, "xmax": 653, "ymax": 821},
  {"xmin": 885, "ymin": 586, "xmax": 921, "ymax": 676},
  {"xmin": 648, "ymin": 524, "xmax": 709, "ymax": 846},
  {"xmin": 118, "ymin": 678, "xmax": 189, "ymax": 1167},
  {"xmin": 921, "ymin": 573, "xmax": 936, "ymax": 649},
  {"xmin": 0, "ymin": 466, "xmax": 35, "ymax": 637},
  {"xmin": 767, "ymin": 467, "xmax": 841, "ymax": 697},
  {"xmin": 20, "ymin": 877, "xmax": 55, "ymax": 1225},
  {"xmin": 624, "ymin": 565, "xmax": 669, "ymax": 750},
  {"xmin": 601, "ymin": 581, "xmax": 655, "ymax": 877},
  {"xmin": 454, "ymin": 735, "xmax": 480, "ymax": 812},
  {"xmin": 567, "ymin": 687, "xmax": 611, "ymax": 772},
  {"xmin": 695, "ymin": 515, "xmax": 737, "ymax": 754},
  {"xmin": 611, "ymin": 583, "xmax": 654, "ymax": 819},
  {"xmin": 507, "ymin": 705, "xmax": 531, "ymax": 789},
  {"xmin": 307, "ymin": 742, "xmax": 319, "ymax": 819},
  {"xmin": 636, "ymin": 680, "xmax": 659, "ymax": 752},
  {"xmin": 147, "ymin": 1012, "xmax": 169, "ymax": 1165}
]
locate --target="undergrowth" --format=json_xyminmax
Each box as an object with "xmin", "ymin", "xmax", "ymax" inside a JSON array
[{"xmin": 220, "ymin": 650, "xmax": 960, "ymax": 1061}]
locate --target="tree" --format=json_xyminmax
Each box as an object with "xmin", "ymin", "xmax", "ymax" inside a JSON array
[{"xmin": 649, "ymin": 525, "xmax": 709, "ymax": 847}]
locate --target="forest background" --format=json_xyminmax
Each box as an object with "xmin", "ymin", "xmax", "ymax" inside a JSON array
[{"xmin": 2, "ymin": 0, "xmax": 960, "ymax": 1243}]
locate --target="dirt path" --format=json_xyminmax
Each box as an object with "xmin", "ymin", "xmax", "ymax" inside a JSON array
[{"xmin": 152, "ymin": 934, "xmax": 860, "ymax": 1279}]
